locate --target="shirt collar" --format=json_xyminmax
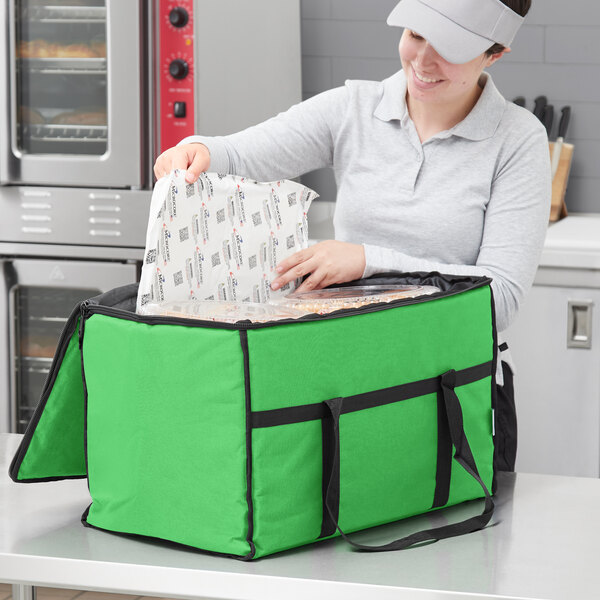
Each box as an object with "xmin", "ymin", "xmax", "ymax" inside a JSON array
[
  {"xmin": 373, "ymin": 70, "xmax": 506, "ymax": 141},
  {"xmin": 373, "ymin": 70, "xmax": 409, "ymax": 124}
]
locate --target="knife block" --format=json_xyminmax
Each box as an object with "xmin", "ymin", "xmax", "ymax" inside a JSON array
[{"xmin": 549, "ymin": 141, "xmax": 574, "ymax": 222}]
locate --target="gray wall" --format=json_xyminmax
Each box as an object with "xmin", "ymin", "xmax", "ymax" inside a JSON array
[{"xmin": 300, "ymin": 0, "xmax": 600, "ymax": 214}]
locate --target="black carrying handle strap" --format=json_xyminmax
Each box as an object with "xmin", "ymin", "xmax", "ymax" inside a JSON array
[{"xmin": 321, "ymin": 369, "xmax": 494, "ymax": 552}]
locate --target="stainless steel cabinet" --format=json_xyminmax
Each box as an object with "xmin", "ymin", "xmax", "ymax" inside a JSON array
[{"xmin": 505, "ymin": 215, "xmax": 600, "ymax": 477}]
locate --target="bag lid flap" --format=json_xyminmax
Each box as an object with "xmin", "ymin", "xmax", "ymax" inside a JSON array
[{"xmin": 9, "ymin": 304, "xmax": 87, "ymax": 482}]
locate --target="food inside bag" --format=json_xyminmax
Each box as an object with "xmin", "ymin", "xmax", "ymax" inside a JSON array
[
  {"xmin": 136, "ymin": 170, "xmax": 318, "ymax": 313},
  {"xmin": 138, "ymin": 300, "xmax": 308, "ymax": 324},
  {"xmin": 139, "ymin": 285, "xmax": 441, "ymax": 323},
  {"xmin": 282, "ymin": 285, "xmax": 441, "ymax": 315}
]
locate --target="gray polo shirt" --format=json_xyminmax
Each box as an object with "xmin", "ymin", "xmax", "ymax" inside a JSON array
[{"xmin": 180, "ymin": 70, "xmax": 551, "ymax": 333}]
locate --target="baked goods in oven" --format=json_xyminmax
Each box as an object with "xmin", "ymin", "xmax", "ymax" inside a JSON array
[
  {"xmin": 51, "ymin": 109, "xmax": 107, "ymax": 126},
  {"xmin": 19, "ymin": 40, "xmax": 50, "ymax": 58},
  {"xmin": 18, "ymin": 40, "xmax": 106, "ymax": 59},
  {"xmin": 54, "ymin": 43, "xmax": 104, "ymax": 58},
  {"xmin": 90, "ymin": 41, "xmax": 106, "ymax": 58},
  {"xmin": 19, "ymin": 106, "xmax": 46, "ymax": 124},
  {"xmin": 20, "ymin": 336, "xmax": 56, "ymax": 359}
]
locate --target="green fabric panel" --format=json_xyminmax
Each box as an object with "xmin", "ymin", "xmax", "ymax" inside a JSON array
[
  {"xmin": 338, "ymin": 394, "xmax": 438, "ymax": 532},
  {"xmin": 448, "ymin": 377, "xmax": 495, "ymax": 504},
  {"xmin": 246, "ymin": 286, "xmax": 493, "ymax": 412},
  {"xmin": 251, "ymin": 420, "xmax": 323, "ymax": 558},
  {"xmin": 17, "ymin": 320, "xmax": 86, "ymax": 480},
  {"xmin": 83, "ymin": 315, "xmax": 250, "ymax": 557},
  {"xmin": 248, "ymin": 286, "xmax": 494, "ymax": 555}
]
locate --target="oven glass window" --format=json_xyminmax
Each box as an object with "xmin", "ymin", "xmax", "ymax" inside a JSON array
[
  {"xmin": 13, "ymin": 285, "xmax": 98, "ymax": 433},
  {"xmin": 15, "ymin": 0, "xmax": 108, "ymax": 156}
]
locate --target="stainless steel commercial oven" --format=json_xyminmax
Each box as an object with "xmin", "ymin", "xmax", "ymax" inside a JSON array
[{"xmin": 0, "ymin": 0, "xmax": 302, "ymax": 432}]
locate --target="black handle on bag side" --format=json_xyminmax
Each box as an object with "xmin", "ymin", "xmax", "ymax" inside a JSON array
[{"xmin": 320, "ymin": 370, "xmax": 494, "ymax": 552}]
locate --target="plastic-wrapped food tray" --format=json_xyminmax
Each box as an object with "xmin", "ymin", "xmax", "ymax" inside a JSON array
[
  {"xmin": 139, "ymin": 285, "xmax": 440, "ymax": 323},
  {"xmin": 280, "ymin": 285, "xmax": 440, "ymax": 315},
  {"xmin": 138, "ymin": 300, "xmax": 307, "ymax": 323}
]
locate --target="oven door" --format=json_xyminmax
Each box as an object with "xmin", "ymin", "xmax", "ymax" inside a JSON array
[
  {"xmin": 0, "ymin": 0, "xmax": 146, "ymax": 189},
  {"xmin": 0, "ymin": 257, "xmax": 138, "ymax": 433}
]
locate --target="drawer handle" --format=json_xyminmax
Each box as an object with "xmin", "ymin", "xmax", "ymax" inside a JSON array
[{"xmin": 567, "ymin": 300, "xmax": 593, "ymax": 349}]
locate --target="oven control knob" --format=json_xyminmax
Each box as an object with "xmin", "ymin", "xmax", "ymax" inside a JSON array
[
  {"xmin": 169, "ymin": 7, "xmax": 189, "ymax": 28},
  {"xmin": 169, "ymin": 59, "xmax": 189, "ymax": 79}
]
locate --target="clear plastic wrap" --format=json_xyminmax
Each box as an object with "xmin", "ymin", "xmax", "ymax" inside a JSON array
[
  {"xmin": 138, "ymin": 284, "xmax": 441, "ymax": 323},
  {"xmin": 280, "ymin": 285, "xmax": 440, "ymax": 315},
  {"xmin": 138, "ymin": 300, "xmax": 308, "ymax": 324}
]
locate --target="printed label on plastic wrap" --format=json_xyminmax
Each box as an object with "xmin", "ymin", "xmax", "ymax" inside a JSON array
[{"xmin": 136, "ymin": 170, "xmax": 318, "ymax": 313}]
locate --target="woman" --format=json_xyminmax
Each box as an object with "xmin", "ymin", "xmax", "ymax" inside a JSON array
[{"xmin": 154, "ymin": 0, "xmax": 551, "ymax": 471}]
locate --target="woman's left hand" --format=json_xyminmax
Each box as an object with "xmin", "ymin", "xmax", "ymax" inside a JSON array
[{"xmin": 271, "ymin": 240, "xmax": 366, "ymax": 293}]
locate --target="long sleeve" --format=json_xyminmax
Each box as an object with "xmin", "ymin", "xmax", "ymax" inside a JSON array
[
  {"xmin": 178, "ymin": 87, "xmax": 348, "ymax": 182},
  {"xmin": 177, "ymin": 70, "xmax": 552, "ymax": 332},
  {"xmin": 363, "ymin": 126, "xmax": 551, "ymax": 332}
]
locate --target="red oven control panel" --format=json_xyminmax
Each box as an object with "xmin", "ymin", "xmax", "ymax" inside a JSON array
[{"xmin": 159, "ymin": 0, "xmax": 195, "ymax": 153}]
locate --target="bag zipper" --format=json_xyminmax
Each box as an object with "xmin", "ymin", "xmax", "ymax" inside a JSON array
[{"xmin": 80, "ymin": 277, "xmax": 492, "ymax": 331}]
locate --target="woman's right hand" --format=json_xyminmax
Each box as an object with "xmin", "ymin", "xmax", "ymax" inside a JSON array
[{"xmin": 153, "ymin": 143, "xmax": 210, "ymax": 183}]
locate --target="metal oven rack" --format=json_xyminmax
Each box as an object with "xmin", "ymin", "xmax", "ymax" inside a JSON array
[
  {"xmin": 23, "ymin": 123, "xmax": 107, "ymax": 144},
  {"xmin": 21, "ymin": 5, "xmax": 106, "ymax": 24}
]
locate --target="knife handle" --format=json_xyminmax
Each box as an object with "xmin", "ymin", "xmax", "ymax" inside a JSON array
[
  {"xmin": 558, "ymin": 106, "xmax": 571, "ymax": 139},
  {"xmin": 533, "ymin": 95, "xmax": 547, "ymax": 120},
  {"xmin": 513, "ymin": 96, "xmax": 526, "ymax": 108},
  {"xmin": 542, "ymin": 104, "xmax": 554, "ymax": 137}
]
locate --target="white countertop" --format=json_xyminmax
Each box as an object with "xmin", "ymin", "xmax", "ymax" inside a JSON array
[
  {"xmin": 538, "ymin": 214, "xmax": 600, "ymax": 269},
  {"xmin": 2, "ymin": 433, "xmax": 600, "ymax": 600}
]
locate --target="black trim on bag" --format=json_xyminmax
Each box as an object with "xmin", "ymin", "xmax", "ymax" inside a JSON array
[
  {"xmin": 489, "ymin": 287, "xmax": 500, "ymax": 495},
  {"xmin": 81, "ymin": 273, "xmax": 493, "ymax": 331},
  {"xmin": 80, "ymin": 505, "xmax": 256, "ymax": 561},
  {"xmin": 80, "ymin": 304, "xmax": 92, "ymax": 495},
  {"xmin": 8, "ymin": 304, "xmax": 87, "ymax": 483},
  {"xmin": 239, "ymin": 330, "xmax": 257, "ymax": 560},
  {"xmin": 251, "ymin": 361, "xmax": 493, "ymax": 429}
]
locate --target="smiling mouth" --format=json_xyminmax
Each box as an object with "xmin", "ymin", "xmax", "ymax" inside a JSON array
[{"xmin": 413, "ymin": 68, "xmax": 442, "ymax": 84}]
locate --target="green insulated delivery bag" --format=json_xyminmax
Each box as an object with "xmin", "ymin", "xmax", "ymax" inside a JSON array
[{"xmin": 10, "ymin": 272, "xmax": 498, "ymax": 560}]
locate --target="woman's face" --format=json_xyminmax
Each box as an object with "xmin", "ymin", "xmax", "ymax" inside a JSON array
[{"xmin": 399, "ymin": 29, "xmax": 502, "ymax": 106}]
